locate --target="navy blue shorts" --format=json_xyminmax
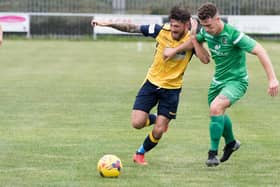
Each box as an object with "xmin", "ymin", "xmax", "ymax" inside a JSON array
[{"xmin": 133, "ymin": 80, "xmax": 181, "ymax": 119}]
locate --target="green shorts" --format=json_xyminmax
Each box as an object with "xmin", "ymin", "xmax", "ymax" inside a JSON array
[{"xmin": 208, "ymin": 79, "xmax": 248, "ymax": 106}]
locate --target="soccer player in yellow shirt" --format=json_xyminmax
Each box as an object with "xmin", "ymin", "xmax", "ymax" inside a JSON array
[{"xmin": 91, "ymin": 5, "xmax": 210, "ymax": 165}]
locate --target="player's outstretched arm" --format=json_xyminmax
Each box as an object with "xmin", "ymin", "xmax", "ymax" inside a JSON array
[
  {"xmin": 91, "ymin": 19, "xmax": 141, "ymax": 33},
  {"xmin": 251, "ymin": 42, "xmax": 279, "ymax": 97}
]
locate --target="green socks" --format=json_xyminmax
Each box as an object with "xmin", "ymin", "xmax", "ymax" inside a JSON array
[
  {"xmin": 223, "ymin": 115, "xmax": 235, "ymax": 144},
  {"xmin": 209, "ymin": 115, "xmax": 224, "ymax": 151},
  {"xmin": 209, "ymin": 115, "xmax": 236, "ymax": 151}
]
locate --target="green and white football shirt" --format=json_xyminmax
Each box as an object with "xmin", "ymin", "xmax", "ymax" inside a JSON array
[{"xmin": 196, "ymin": 23, "xmax": 256, "ymax": 83}]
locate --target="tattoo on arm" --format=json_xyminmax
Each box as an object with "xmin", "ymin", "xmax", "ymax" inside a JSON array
[{"xmin": 110, "ymin": 23, "xmax": 141, "ymax": 33}]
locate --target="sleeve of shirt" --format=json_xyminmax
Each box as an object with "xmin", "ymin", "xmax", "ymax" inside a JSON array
[
  {"xmin": 140, "ymin": 24, "xmax": 162, "ymax": 38},
  {"xmin": 233, "ymin": 30, "xmax": 256, "ymax": 52},
  {"xmin": 196, "ymin": 28, "xmax": 206, "ymax": 43}
]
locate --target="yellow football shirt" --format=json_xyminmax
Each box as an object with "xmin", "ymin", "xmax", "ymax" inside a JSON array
[{"xmin": 146, "ymin": 24, "xmax": 193, "ymax": 89}]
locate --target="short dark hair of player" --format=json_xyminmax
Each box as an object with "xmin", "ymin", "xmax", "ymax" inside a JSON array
[
  {"xmin": 168, "ymin": 5, "xmax": 191, "ymax": 23},
  {"xmin": 197, "ymin": 2, "xmax": 218, "ymax": 20}
]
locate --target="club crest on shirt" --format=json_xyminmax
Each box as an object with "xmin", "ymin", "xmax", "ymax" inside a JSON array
[{"xmin": 222, "ymin": 37, "xmax": 228, "ymax": 44}]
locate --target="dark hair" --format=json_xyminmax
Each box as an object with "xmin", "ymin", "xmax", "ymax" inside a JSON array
[
  {"xmin": 197, "ymin": 2, "xmax": 218, "ymax": 20},
  {"xmin": 168, "ymin": 5, "xmax": 191, "ymax": 23}
]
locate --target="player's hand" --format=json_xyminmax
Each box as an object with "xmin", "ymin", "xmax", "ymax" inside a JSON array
[
  {"xmin": 190, "ymin": 18, "xmax": 198, "ymax": 36},
  {"xmin": 91, "ymin": 19, "xmax": 110, "ymax": 27},
  {"xmin": 91, "ymin": 19, "xmax": 101, "ymax": 27},
  {"xmin": 91, "ymin": 19, "xmax": 97, "ymax": 27},
  {"xmin": 268, "ymin": 78, "xmax": 279, "ymax": 97},
  {"xmin": 163, "ymin": 47, "xmax": 177, "ymax": 61}
]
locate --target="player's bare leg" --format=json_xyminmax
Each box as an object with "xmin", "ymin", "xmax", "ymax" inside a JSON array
[{"xmin": 131, "ymin": 110, "xmax": 157, "ymax": 129}]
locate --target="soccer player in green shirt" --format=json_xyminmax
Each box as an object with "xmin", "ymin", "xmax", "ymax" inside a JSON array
[{"xmin": 164, "ymin": 2, "xmax": 279, "ymax": 167}]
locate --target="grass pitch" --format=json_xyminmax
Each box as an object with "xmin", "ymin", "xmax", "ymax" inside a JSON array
[{"xmin": 0, "ymin": 40, "xmax": 279, "ymax": 187}]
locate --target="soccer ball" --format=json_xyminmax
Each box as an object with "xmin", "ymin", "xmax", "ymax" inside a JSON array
[{"xmin": 97, "ymin": 154, "xmax": 122, "ymax": 177}]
